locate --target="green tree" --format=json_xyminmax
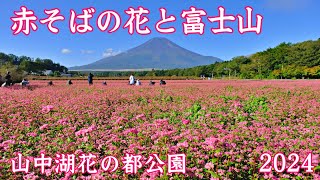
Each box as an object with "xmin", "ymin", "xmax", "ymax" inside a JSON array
[{"xmin": 53, "ymin": 71, "xmax": 61, "ymax": 77}]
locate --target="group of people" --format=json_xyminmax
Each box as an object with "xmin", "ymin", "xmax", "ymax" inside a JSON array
[
  {"xmin": 0, "ymin": 72, "xmax": 29, "ymax": 87},
  {"xmin": 48, "ymin": 73, "xmax": 95, "ymax": 86},
  {"xmin": 64, "ymin": 74, "xmax": 167, "ymax": 86},
  {"xmin": 129, "ymin": 74, "xmax": 166, "ymax": 86},
  {"xmin": 1, "ymin": 72, "xmax": 167, "ymax": 87}
]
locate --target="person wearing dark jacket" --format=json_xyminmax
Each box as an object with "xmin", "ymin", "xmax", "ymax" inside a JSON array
[
  {"xmin": 149, "ymin": 80, "xmax": 156, "ymax": 86},
  {"xmin": 5, "ymin": 72, "xmax": 12, "ymax": 86},
  {"xmin": 160, "ymin": 80, "xmax": 166, "ymax": 85},
  {"xmin": 88, "ymin": 73, "xmax": 94, "ymax": 85},
  {"xmin": 67, "ymin": 80, "xmax": 73, "ymax": 85}
]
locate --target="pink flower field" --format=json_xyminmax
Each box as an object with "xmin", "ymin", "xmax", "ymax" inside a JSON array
[{"xmin": 0, "ymin": 80, "xmax": 319, "ymax": 179}]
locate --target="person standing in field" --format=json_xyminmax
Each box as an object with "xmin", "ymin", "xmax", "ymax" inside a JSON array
[
  {"xmin": 88, "ymin": 73, "xmax": 94, "ymax": 85},
  {"xmin": 129, "ymin": 74, "xmax": 135, "ymax": 85},
  {"xmin": 5, "ymin": 72, "xmax": 12, "ymax": 86}
]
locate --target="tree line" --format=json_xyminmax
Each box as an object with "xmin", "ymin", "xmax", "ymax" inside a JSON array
[
  {"xmin": 0, "ymin": 53, "xmax": 68, "ymax": 74},
  {"xmin": 0, "ymin": 53, "xmax": 68, "ymax": 83},
  {"xmin": 158, "ymin": 38, "xmax": 320, "ymax": 79}
]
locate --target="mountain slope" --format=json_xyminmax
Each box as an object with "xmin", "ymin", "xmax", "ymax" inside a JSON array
[{"xmin": 70, "ymin": 37, "xmax": 222, "ymax": 71}]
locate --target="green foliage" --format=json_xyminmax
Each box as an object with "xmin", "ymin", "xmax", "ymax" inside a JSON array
[
  {"xmin": 189, "ymin": 102, "xmax": 201, "ymax": 114},
  {"xmin": 220, "ymin": 95, "xmax": 238, "ymax": 103},
  {"xmin": 53, "ymin": 71, "xmax": 61, "ymax": 77},
  {"xmin": 243, "ymin": 96, "xmax": 269, "ymax": 114},
  {"xmin": 186, "ymin": 102, "xmax": 205, "ymax": 121},
  {"xmin": 164, "ymin": 95, "xmax": 173, "ymax": 102},
  {"xmin": 0, "ymin": 52, "xmax": 68, "ymax": 75}
]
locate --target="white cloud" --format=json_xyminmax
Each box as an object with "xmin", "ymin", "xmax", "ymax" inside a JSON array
[
  {"xmin": 102, "ymin": 48, "xmax": 121, "ymax": 58},
  {"xmin": 61, "ymin": 48, "xmax": 72, "ymax": 54},
  {"xmin": 81, "ymin": 50, "xmax": 94, "ymax": 54}
]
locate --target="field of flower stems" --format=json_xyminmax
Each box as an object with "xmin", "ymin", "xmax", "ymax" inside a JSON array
[{"xmin": 0, "ymin": 80, "xmax": 319, "ymax": 180}]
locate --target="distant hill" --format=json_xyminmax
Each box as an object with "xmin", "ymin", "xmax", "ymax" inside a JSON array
[
  {"xmin": 69, "ymin": 37, "xmax": 222, "ymax": 71},
  {"xmin": 159, "ymin": 38, "xmax": 320, "ymax": 79}
]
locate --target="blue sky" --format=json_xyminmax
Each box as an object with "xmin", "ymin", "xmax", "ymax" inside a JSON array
[{"xmin": 1, "ymin": 0, "xmax": 319, "ymax": 67}]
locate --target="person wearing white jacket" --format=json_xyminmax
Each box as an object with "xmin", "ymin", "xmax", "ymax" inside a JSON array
[
  {"xmin": 136, "ymin": 79, "xmax": 141, "ymax": 86},
  {"xmin": 129, "ymin": 74, "xmax": 135, "ymax": 85},
  {"xmin": 21, "ymin": 79, "xmax": 29, "ymax": 87}
]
